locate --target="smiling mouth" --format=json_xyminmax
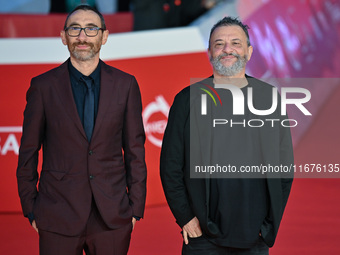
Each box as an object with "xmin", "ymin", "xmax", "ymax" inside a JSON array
[
  {"xmin": 76, "ymin": 45, "xmax": 90, "ymax": 49},
  {"xmin": 73, "ymin": 42, "xmax": 92, "ymax": 48},
  {"xmin": 220, "ymin": 56, "xmax": 237, "ymax": 63},
  {"xmin": 218, "ymin": 53, "xmax": 238, "ymax": 61},
  {"xmin": 221, "ymin": 55, "xmax": 235, "ymax": 59}
]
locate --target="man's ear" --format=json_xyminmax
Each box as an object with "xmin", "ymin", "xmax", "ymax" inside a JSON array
[
  {"xmin": 247, "ymin": 45, "xmax": 253, "ymax": 61},
  {"xmin": 61, "ymin": 30, "xmax": 67, "ymax": 46},
  {"xmin": 101, "ymin": 30, "xmax": 109, "ymax": 45},
  {"xmin": 207, "ymin": 47, "xmax": 212, "ymax": 59}
]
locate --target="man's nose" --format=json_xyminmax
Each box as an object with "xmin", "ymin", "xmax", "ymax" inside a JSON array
[
  {"xmin": 222, "ymin": 43, "xmax": 234, "ymax": 53},
  {"xmin": 77, "ymin": 29, "xmax": 87, "ymax": 40}
]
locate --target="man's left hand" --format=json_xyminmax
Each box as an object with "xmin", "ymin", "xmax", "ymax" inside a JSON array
[{"xmin": 132, "ymin": 217, "xmax": 137, "ymax": 230}]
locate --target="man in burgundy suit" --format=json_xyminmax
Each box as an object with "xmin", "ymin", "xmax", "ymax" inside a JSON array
[{"xmin": 16, "ymin": 5, "xmax": 147, "ymax": 255}]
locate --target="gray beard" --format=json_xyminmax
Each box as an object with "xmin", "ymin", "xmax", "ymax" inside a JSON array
[
  {"xmin": 72, "ymin": 49, "xmax": 96, "ymax": 61},
  {"xmin": 69, "ymin": 41, "xmax": 100, "ymax": 61},
  {"xmin": 210, "ymin": 52, "xmax": 247, "ymax": 77}
]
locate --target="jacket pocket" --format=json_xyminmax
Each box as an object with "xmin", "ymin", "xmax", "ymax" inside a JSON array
[{"xmin": 41, "ymin": 169, "xmax": 67, "ymax": 181}]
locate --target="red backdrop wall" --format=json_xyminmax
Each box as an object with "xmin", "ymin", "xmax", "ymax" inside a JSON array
[{"xmin": 1, "ymin": 0, "xmax": 340, "ymax": 213}]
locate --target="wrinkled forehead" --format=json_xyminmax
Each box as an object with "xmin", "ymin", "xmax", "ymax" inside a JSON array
[
  {"xmin": 66, "ymin": 9, "xmax": 101, "ymax": 27},
  {"xmin": 210, "ymin": 25, "xmax": 247, "ymax": 42}
]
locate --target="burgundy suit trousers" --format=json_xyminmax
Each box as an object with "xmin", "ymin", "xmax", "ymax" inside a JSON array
[{"xmin": 39, "ymin": 201, "xmax": 132, "ymax": 255}]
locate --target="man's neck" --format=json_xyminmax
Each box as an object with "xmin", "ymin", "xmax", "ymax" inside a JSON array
[
  {"xmin": 70, "ymin": 57, "xmax": 100, "ymax": 76},
  {"xmin": 213, "ymin": 72, "xmax": 248, "ymax": 88}
]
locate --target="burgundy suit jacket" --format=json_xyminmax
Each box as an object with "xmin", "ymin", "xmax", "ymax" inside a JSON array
[{"xmin": 17, "ymin": 59, "xmax": 147, "ymax": 236}]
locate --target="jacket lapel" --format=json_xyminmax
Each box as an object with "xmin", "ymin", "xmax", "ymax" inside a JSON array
[
  {"xmin": 91, "ymin": 61, "xmax": 119, "ymax": 141},
  {"xmin": 53, "ymin": 60, "xmax": 87, "ymax": 140}
]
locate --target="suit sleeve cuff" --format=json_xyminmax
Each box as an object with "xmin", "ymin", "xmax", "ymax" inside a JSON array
[{"xmin": 27, "ymin": 212, "xmax": 35, "ymax": 225}]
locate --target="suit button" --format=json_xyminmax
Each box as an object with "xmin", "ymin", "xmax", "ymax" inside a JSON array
[
  {"xmin": 89, "ymin": 175, "xmax": 94, "ymax": 180},
  {"xmin": 89, "ymin": 150, "xmax": 93, "ymax": 155}
]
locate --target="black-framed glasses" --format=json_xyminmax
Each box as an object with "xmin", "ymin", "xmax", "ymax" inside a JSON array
[{"xmin": 65, "ymin": 26, "xmax": 104, "ymax": 37}]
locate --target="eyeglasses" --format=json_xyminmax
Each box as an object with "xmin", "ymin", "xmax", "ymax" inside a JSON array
[{"xmin": 65, "ymin": 26, "xmax": 104, "ymax": 37}]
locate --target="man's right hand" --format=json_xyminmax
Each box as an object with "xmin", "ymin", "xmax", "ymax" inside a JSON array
[
  {"xmin": 182, "ymin": 217, "xmax": 202, "ymax": 245},
  {"xmin": 32, "ymin": 220, "xmax": 38, "ymax": 233}
]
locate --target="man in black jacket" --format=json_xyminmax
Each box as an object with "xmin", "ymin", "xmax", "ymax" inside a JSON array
[{"xmin": 160, "ymin": 17, "xmax": 294, "ymax": 255}]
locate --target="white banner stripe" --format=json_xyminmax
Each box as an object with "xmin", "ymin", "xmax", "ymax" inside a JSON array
[
  {"xmin": 0, "ymin": 126, "xmax": 22, "ymax": 133},
  {"xmin": 0, "ymin": 27, "xmax": 206, "ymax": 64}
]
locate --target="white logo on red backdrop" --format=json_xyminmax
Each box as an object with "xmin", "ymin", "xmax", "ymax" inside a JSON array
[
  {"xmin": 143, "ymin": 95, "xmax": 170, "ymax": 148},
  {"xmin": 0, "ymin": 126, "xmax": 21, "ymax": 155}
]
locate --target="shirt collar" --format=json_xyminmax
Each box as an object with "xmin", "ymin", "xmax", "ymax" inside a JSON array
[{"xmin": 68, "ymin": 59, "xmax": 101, "ymax": 83}]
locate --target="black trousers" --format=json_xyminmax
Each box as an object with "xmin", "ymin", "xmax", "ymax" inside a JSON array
[{"xmin": 182, "ymin": 236, "xmax": 269, "ymax": 255}]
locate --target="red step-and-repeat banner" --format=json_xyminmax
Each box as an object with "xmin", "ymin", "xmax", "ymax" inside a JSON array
[{"xmin": 1, "ymin": 0, "xmax": 340, "ymax": 212}]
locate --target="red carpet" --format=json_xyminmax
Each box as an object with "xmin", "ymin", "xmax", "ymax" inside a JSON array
[{"xmin": 1, "ymin": 183, "xmax": 340, "ymax": 255}]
